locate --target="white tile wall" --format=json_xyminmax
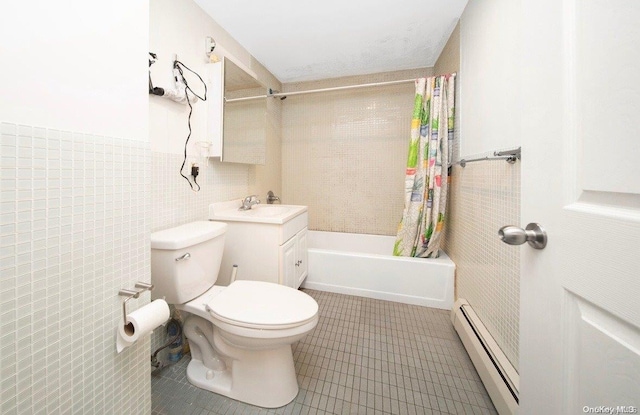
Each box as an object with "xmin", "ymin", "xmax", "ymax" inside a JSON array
[
  {"xmin": 0, "ymin": 122, "xmax": 151, "ymax": 415},
  {"xmin": 282, "ymin": 68, "xmax": 432, "ymax": 236},
  {"xmin": 434, "ymin": 24, "xmax": 521, "ymax": 372},
  {"xmin": 253, "ymin": 92, "xmax": 283, "ymax": 197},
  {"xmin": 150, "ymin": 152, "xmax": 251, "ymax": 233},
  {"xmin": 444, "ymin": 155, "xmax": 521, "ymax": 370},
  {"xmin": 223, "ymin": 97, "xmax": 267, "ymax": 165}
]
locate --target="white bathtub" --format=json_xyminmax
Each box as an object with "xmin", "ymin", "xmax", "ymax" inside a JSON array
[{"xmin": 303, "ymin": 231, "xmax": 455, "ymax": 309}]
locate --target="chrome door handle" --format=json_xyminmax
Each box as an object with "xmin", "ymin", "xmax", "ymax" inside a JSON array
[
  {"xmin": 499, "ymin": 223, "xmax": 547, "ymax": 249},
  {"xmin": 175, "ymin": 253, "xmax": 191, "ymax": 261}
]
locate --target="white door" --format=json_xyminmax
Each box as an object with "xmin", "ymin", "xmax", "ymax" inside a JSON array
[{"xmin": 519, "ymin": 0, "xmax": 640, "ymax": 413}]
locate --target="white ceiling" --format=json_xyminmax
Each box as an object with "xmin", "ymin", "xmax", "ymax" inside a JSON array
[{"xmin": 193, "ymin": 0, "xmax": 468, "ymax": 83}]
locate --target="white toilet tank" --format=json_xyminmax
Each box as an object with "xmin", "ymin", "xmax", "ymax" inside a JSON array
[{"xmin": 151, "ymin": 221, "xmax": 227, "ymax": 304}]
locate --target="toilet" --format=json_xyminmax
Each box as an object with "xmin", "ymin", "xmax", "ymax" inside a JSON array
[{"xmin": 150, "ymin": 221, "xmax": 319, "ymax": 408}]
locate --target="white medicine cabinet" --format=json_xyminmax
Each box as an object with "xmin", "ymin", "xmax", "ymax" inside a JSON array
[{"xmin": 205, "ymin": 57, "xmax": 267, "ymax": 165}]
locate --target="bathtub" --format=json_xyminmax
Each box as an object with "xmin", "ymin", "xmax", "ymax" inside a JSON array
[{"xmin": 303, "ymin": 231, "xmax": 455, "ymax": 310}]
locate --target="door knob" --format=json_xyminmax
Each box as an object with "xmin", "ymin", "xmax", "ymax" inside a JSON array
[{"xmin": 498, "ymin": 223, "xmax": 547, "ymax": 249}]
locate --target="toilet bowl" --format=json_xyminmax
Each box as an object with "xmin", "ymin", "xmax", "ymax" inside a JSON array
[{"xmin": 150, "ymin": 221, "xmax": 319, "ymax": 408}]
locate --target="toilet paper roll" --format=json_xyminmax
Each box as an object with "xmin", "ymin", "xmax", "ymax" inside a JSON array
[{"xmin": 116, "ymin": 299, "xmax": 170, "ymax": 353}]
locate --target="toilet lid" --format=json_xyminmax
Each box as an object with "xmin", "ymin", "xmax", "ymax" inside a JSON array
[{"xmin": 206, "ymin": 281, "xmax": 318, "ymax": 328}]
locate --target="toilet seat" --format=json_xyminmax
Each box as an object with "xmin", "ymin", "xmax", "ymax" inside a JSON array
[{"xmin": 206, "ymin": 280, "xmax": 318, "ymax": 330}]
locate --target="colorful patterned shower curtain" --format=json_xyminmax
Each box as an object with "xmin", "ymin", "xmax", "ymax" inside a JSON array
[{"xmin": 393, "ymin": 75, "xmax": 455, "ymax": 258}]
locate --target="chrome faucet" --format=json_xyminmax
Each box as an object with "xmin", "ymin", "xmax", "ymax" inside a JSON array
[
  {"xmin": 266, "ymin": 190, "xmax": 280, "ymax": 204},
  {"xmin": 239, "ymin": 195, "xmax": 260, "ymax": 210}
]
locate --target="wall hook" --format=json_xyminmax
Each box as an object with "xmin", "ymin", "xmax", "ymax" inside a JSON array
[{"xmin": 205, "ymin": 37, "xmax": 216, "ymax": 57}]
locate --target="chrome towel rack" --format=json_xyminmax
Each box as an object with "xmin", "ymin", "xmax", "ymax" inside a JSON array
[{"xmin": 456, "ymin": 147, "xmax": 521, "ymax": 168}]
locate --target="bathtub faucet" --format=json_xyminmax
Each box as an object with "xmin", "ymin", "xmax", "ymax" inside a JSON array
[
  {"xmin": 239, "ymin": 195, "xmax": 260, "ymax": 210},
  {"xmin": 266, "ymin": 191, "xmax": 280, "ymax": 204}
]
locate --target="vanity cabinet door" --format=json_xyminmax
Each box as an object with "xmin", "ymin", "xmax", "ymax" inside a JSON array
[
  {"xmin": 280, "ymin": 236, "xmax": 297, "ymax": 288},
  {"xmin": 279, "ymin": 227, "xmax": 308, "ymax": 289},
  {"xmin": 295, "ymin": 228, "xmax": 308, "ymax": 288}
]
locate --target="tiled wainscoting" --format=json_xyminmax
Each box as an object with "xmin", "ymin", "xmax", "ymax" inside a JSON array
[
  {"xmin": 150, "ymin": 152, "xmax": 251, "ymax": 233},
  {"xmin": 444, "ymin": 156, "xmax": 521, "ymax": 370},
  {"xmin": 0, "ymin": 122, "xmax": 151, "ymax": 414}
]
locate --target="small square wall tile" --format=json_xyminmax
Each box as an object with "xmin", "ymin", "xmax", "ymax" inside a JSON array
[
  {"xmin": 2, "ymin": 122, "xmax": 151, "ymax": 415},
  {"xmin": 444, "ymin": 159, "xmax": 520, "ymax": 371}
]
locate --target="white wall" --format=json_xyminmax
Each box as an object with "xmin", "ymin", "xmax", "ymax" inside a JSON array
[
  {"xmin": 148, "ymin": 0, "xmax": 283, "ymax": 239},
  {"xmin": 0, "ymin": 1, "xmax": 151, "ymax": 414},
  {"xmin": 445, "ymin": 0, "xmax": 523, "ymax": 371},
  {"xmin": 459, "ymin": 0, "xmax": 521, "ymax": 156},
  {"xmin": 147, "ymin": 0, "xmax": 284, "ymax": 231},
  {"xmin": 149, "ymin": 0, "xmax": 280, "ymax": 155},
  {"xmin": 0, "ymin": 1, "xmax": 148, "ymax": 140}
]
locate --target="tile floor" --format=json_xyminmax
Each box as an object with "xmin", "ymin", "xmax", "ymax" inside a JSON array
[{"xmin": 151, "ymin": 289, "xmax": 497, "ymax": 414}]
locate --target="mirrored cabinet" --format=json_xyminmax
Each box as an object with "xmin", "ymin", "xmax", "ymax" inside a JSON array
[{"xmin": 205, "ymin": 57, "xmax": 267, "ymax": 165}]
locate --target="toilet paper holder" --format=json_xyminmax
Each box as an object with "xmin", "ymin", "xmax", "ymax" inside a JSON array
[{"xmin": 118, "ymin": 282, "xmax": 154, "ymax": 326}]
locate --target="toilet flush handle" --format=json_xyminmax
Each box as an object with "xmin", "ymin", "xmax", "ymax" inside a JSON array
[{"xmin": 175, "ymin": 253, "xmax": 191, "ymax": 261}]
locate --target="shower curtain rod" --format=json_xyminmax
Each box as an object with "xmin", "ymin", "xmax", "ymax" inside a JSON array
[
  {"xmin": 455, "ymin": 147, "xmax": 522, "ymax": 168},
  {"xmin": 225, "ymin": 78, "xmax": 416, "ymax": 103}
]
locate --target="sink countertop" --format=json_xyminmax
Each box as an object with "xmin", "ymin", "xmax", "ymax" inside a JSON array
[{"xmin": 208, "ymin": 199, "xmax": 308, "ymax": 225}]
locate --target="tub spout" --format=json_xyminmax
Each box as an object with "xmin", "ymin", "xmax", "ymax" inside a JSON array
[{"xmin": 266, "ymin": 191, "xmax": 280, "ymax": 204}]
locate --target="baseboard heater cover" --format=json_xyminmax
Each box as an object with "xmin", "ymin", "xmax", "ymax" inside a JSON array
[{"xmin": 451, "ymin": 299, "xmax": 519, "ymax": 415}]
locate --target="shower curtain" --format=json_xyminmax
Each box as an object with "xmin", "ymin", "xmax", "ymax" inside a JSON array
[{"xmin": 394, "ymin": 75, "xmax": 455, "ymax": 258}]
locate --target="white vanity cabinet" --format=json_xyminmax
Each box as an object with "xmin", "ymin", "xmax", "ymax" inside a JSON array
[{"xmin": 210, "ymin": 203, "xmax": 308, "ymax": 289}]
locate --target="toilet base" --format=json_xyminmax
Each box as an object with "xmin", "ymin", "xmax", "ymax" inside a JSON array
[
  {"xmin": 182, "ymin": 314, "xmax": 300, "ymax": 409},
  {"xmin": 186, "ymin": 343, "xmax": 299, "ymax": 408},
  {"xmin": 186, "ymin": 358, "xmax": 232, "ymax": 396}
]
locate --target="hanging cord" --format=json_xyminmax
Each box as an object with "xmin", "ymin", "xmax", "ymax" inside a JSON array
[
  {"xmin": 174, "ymin": 60, "xmax": 207, "ymax": 192},
  {"xmin": 192, "ymin": 174, "xmax": 200, "ymax": 190}
]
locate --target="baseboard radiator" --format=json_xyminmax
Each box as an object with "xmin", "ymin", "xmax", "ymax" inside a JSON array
[{"xmin": 451, "ymin": 299, "xmax": 519, "ymax": 415}]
